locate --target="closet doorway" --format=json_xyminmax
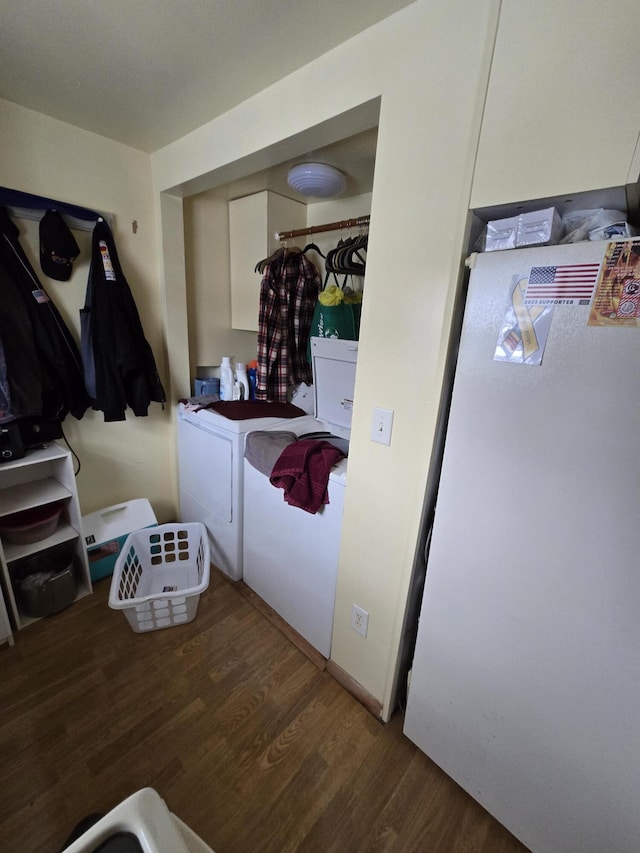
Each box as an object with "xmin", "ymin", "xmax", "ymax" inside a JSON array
[{"xmin": 182, "ymin": 125, "xmax": 378, "ymax": 383}]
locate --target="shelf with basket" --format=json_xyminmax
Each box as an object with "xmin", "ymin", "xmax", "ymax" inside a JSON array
[{"xmin": 0, "ymin": 443, "xmax": 92, "ymax": 633}]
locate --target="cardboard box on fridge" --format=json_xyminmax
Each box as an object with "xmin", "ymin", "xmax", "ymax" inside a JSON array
[
  {"xmin": 83, "ymin": 499, "xmax": 157, "ymax": 582},
  {"xmin": 484, "ymin": 216, "xmax": 518, "ymax": 252},
  {"xmin": 516, "ymin": 207, "xmax": 563, "ymax": 247},
  {"xmin": 485, "ymin": 207, "xmax": 563, "ymax": 251}
]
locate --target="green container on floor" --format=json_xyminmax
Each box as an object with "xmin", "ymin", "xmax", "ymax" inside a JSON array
[{"xmin": 83, "ymin": 499, "xmax": 157, "ymax": 582}]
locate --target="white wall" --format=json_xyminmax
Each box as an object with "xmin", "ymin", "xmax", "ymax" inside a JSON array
[
  {"xmin": 152, "ymin": 0, "xmax": 502, "ymax": 717},
  {"xmin": 0, "ymin": 99, "xmax": 175, "ymax": 522}
]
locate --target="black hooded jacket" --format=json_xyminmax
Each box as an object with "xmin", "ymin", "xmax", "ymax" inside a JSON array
[
  {"xmin": 81, "ymin": 219, "xmax": 165, "ymax": 422},
  {"xmin": 0, "ymin": 207, "xmax": 90, "ymax": 442}
]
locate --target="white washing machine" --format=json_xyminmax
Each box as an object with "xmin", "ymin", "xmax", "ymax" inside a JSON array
[
  {"xmin": 177, "ymin": 402, "xmax": 309, "ymax": 581},
  {"xmin": 242, "ymin": 337, "xmax": 358, "ymax": 657}
]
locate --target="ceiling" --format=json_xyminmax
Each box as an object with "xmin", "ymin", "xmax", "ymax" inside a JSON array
[
  {"xmin": 206, "ymin": 126, "xmax": 380, "ymax": 204},
  {"xmin": 0, "ymin": 0, "xmax": 414, "ymax": 154}
]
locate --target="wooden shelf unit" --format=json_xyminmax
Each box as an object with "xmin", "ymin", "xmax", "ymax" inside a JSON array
[{"xmin": 0, "ymin": 443, "xmax": 92, "ymax": 634}]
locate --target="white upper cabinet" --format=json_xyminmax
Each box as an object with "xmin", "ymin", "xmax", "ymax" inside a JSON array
[
  {"xmin": 471, "ymin": 0, "xmax": 640, "ymax": 208},
  {"xmin": 229, "ymin": 191, "xmax": 306, "ymax": 332}
]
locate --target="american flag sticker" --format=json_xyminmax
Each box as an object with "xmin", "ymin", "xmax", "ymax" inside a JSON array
[
  {"xmin": 31, "ymin": 289, "xmax": 50, "ymax": 304},
  {"xmin": 523, "ymin": 263, "xmax": 601, "ymax": 306}
]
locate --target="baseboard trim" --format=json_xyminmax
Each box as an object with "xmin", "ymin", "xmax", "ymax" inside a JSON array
[
  {"xmin": 224, "ymin": 570, "xmax": 383, "ymax": 720},
  {"xmin": 234, "ymin": 580, "xmax": 327, "ymax": 671},
  {"xmin": 326, "ymin": 659, "xmax": 384, "ymax": 721}
]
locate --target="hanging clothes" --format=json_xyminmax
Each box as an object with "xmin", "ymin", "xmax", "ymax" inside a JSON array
[
  {"xmin": 255, "ymin": 251, "xmax": 320, "ymax": 403},
  {"xmin": 0, "ymin": 207, "xmax": 90, "ymax": 443},
  {"xmin": 81, "ymin": 219, "xmax": 165, "ymax": 422},
  {"xmin": 0, "ymin": 339, "xmax": 11, "ymax": 423},
  {"xmin": 0, "ymin": 262, "xmax": 42, "ymax": 421}
]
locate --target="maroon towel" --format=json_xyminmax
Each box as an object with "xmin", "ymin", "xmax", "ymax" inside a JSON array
[
  {"xmin": 203, "ymin": 401, "xmax": 306, "ymax": 420},
  {"xmin": 270, "ymin": 439, "xmax": 346, "ymax": 514},
  {"xmin": 178, "ymin": 399, "xmax": 307, "ymax": 420}
]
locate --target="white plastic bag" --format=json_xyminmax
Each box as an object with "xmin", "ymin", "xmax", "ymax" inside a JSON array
[{"xmin": 560, "ymin": 209, "xmax": 625, "ymax": 244}]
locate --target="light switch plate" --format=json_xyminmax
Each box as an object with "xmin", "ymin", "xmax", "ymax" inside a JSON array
[{"xmin": 371, "ymin": 407, "xmax": 394, "ymax": 445}]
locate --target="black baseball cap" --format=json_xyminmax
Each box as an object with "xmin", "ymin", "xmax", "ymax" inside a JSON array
[{"xmin": 39, "ymin": 210, "xmax": 80, "ymax": 281}]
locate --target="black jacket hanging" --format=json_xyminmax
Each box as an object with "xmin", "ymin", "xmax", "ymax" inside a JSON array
[
  {"xmin": 81, "ymin": 219, "xmax": 165, "ymax": 422},
  {"xmin": 0, "ymin": 207, "xmax": 90, "ymax": 442},
  {"xmin": 0, "ymin": 261, "xmax": 43, "ymax": 420}
]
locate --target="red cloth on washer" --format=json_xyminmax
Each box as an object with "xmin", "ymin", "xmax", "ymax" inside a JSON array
[
  {"xmin": 269, "ymin": 439, "xmax": 346, "ymax": 514},
  {"xmin": 178, "ymin": 400, "xmax": 306, "ymax": 420}
]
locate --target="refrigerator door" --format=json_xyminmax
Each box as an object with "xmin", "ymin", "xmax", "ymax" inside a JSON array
[{"xmin": 404, "ymin": 241, "xmax": 640, "ymax": 853}]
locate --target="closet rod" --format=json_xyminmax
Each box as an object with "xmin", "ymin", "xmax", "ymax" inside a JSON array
[{"xmin": 275, "ymin": 215, "xmax": 370, "ymax": 242}]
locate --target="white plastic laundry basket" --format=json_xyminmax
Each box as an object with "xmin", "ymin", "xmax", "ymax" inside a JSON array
[{"xmin": 109, "ymin": 522, "xmax": 210, "ymax": 632}]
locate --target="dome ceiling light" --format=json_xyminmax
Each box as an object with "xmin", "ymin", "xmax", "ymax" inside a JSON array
[{"xmin": 287, "ymin": 162, "xmax": 346, "ymax": 198}]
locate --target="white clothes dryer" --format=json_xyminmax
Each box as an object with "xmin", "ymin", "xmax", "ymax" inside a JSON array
[{"xmin": 177, "ymin": 403, "xmax": 308, "ymax": 581}]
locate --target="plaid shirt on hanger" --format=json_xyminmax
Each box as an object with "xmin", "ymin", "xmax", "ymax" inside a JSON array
[{"xmin": 256, "ymin": 252, "xmax": 320, "ymax": 402}]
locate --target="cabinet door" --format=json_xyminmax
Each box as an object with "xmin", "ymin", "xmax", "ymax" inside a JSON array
[
  {"xmin": 229, "ymin": 192, "xmax": 269, "ymax": 332},
  {"xmin": 229, "ymin": 191, "xmax": 306, "ymax": 331},
  {"xmin": 471, "ymin": 0, "xmax": 640, "ymax": 208}
]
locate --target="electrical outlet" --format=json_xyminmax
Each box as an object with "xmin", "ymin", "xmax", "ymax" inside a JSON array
[{"xmin": 351, "ymin": 604, "xmax": 369, "ymax": 637}]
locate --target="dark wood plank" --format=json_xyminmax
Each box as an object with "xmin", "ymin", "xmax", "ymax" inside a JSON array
[{"xmin": 0, "ymin": 569, "xmax": 528, "ymax": 852}]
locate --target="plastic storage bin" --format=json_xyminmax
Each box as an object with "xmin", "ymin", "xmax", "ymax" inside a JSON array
[
  {"xmin": 19, "ymin": 565, "xmax": 76, "ymax": 617},
  {"xmin": 83, "ymin": 499, "xmax": 157, "ymax": 582},
  {"xmin": 108, "ymin": 522, "xmax": 210, "ymax": 633},
  {"xmin": 0, "ymin": 501, "xmax": 64, "ymax": 544}
]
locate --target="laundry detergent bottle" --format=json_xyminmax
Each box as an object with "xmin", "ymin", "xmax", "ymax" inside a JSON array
[
  {"xmin": 220, "ymin": 357, "xmax": 236, "ymax": 401},
  {"xmin": 236, "ymin": 362, "xmax": 250, "ymax": 401}
]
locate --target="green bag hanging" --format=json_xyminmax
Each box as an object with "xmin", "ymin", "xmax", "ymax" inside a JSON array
[
  {"xmin": 309, "ymin": 300, "xmax": 358, "ymax": 341},
  {"xmin": 309, "ymin": 271, "xmax": 361, "ymax": 342}
]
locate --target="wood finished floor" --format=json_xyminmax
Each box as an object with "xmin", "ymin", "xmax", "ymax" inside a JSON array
[{"xmin": 0, "ymin": 569, "xmax": 528, "ymax": 853}]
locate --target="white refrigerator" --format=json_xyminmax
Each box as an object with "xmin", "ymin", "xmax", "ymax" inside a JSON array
[{"xmin": 403, "ymin": 239, "xmax": 640, "ymax": 853}]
